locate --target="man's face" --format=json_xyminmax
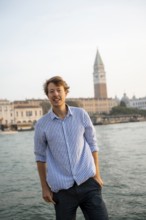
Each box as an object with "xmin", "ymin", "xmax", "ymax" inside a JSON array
[{"xmin": 47, "ymin": 83, "xmax": 67, "ymax": 108}]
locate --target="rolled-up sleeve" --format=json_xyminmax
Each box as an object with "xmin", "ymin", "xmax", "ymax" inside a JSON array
[
  {"xmin": 83, "ymin": 110, "xmax": 99, "ymax": 152},
  {"xmin": 34, "ymin": 122, "xmax": 47, "ymax": 162}
]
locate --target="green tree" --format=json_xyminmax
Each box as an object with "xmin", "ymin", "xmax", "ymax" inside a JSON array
[
  {"xmin": 66, "ymin": 100, "xmax": 82, "ymax": 107},
  {"xmin": 120, "ymin": 101, "xmax": 126, "ymax": 107},
  {"xmin": 40, "ymin": 101, "xmax": 51, "ymax": 115},
  {"xmin": 110, "ymin": 105, "xmax": 146, "ymax": 116}
]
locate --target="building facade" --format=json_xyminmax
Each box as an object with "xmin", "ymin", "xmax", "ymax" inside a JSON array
[
  {"xmin": 121, "ymin": 93, "xmax": 146, "ymax": 110},
  {"xmin": 0, "ymin": 99, "xmax": 14, "ymax": 126},
  {"xmin": 130, "ymin": 96, "xmax": 146, "ymax": 110},
  {"xmin": 67, "ymin": 98, "xmax": 118, "ymax": 115},
  {"xmin": 0, "ymin": 99, "xmax": 43, "ymax": 130}
]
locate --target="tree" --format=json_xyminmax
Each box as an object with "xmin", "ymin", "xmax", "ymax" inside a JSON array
[
  {"xmin": 40, "ymin": 101, "xmax": 51, "ymax": 115},
  {"xmin": 110, "ymin": 105, "xmax": 146, "ymax": 116},
  {"xmin": 66, "ymin": 100, "xmax": 82, "ymax": 107},
  {"xmin": 120, "ymin": 101, "xmax": 126, "ymax": 107}
]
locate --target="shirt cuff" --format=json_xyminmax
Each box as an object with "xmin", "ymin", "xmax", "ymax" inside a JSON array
[
  {"xmin": 35, "ymin": 155, "xmax": 46, "ymax": 162},
  {"xmin": 90, "ymin": 145, "xmax": 99, "ymax": 152}
]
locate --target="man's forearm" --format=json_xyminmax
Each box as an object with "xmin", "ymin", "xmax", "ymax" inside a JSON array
[
  {"xmin": 36, "ymin": 161, "xmax": 55, "ymax": 204},
  {"xmin": 92, "ymin": 151, "xmax": 103, "ymax": 187},
  {"xmin": 92, "ymin": 151, "xmax": 104, "ymax": 187},
  {"xmin": 37, "ymin": 161, "xmax": 48, "ymax": 189},
  {"xmin": 92, "ymin": 151, "xmax": 101, "ymax": 177}
]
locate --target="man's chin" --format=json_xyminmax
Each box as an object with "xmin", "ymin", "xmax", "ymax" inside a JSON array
[{"xmin": 52, "ymin": 102, "xmax": 61, "ymax": 106}]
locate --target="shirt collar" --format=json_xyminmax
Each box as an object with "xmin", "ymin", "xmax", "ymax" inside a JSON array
[{"xmin": 49, "ymin": 105, "xmax": 73, "ymax": 120}]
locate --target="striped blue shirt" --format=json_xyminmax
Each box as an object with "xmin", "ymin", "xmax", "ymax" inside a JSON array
[{"xmin": 34, "ymin": 106, "xmax": 99, "ymax": 192}]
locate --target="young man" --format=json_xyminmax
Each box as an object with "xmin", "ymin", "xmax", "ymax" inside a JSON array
[{"xmin": 34, "ymin": 76, "xmax": 109, "ymax": 220}]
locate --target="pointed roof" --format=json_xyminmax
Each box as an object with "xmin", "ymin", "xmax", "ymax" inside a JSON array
[{"xmin": 94, "ymin": 49, "xmax": 104, "ymax": 67}]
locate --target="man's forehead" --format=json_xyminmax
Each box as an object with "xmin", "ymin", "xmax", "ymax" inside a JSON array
[{"xmin": 48, "ymin": 83, "xmax": 64, "ymax": 89}]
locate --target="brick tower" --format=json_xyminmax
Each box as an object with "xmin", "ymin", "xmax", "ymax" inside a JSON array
[{"xmin": 93, "ymin": 49, "xmax": 108, "ymax": 99}]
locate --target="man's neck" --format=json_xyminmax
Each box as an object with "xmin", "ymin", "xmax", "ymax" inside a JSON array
[{"xmin": 52, "ymin": 105, "xmax": 68, "ymax": 119}]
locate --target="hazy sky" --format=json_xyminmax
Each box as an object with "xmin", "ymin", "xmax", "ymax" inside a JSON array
[{"xmin": 0, "ymin": 0, "xmax": 146, "ymax": 101}]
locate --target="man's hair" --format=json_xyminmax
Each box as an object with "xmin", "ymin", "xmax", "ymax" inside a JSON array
[{"xmin": 43, "ymin": 76, "xmax": 70, "ymax": 96}]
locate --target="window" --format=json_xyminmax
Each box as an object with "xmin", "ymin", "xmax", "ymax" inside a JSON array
[{"xmin": 26, "ymin": 111, "xmax": 32, "ymax": 117}]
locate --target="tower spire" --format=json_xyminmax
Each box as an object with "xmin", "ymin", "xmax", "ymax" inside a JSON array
[{"xmin": 93, "ymin": 49, "xmax": 108, "ymax": 99}]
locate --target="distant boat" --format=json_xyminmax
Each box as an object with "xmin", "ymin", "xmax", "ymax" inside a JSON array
[{"xmin": 0, "ymin": 130, "xmax": 18, "ymax": 135}]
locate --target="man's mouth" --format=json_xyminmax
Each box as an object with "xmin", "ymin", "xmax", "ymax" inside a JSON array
[{"xmin": 53, "ymin": 98, "xmax": 61, "ymax": 102}]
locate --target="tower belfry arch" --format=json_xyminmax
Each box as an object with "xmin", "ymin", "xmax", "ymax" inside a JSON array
[{"xmin": 93, "ymin": 49, "xmax": 108, "ymax": 99}]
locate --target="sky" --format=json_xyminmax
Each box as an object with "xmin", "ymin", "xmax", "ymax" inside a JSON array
[{"xmin": 0, "ymin": 0, "xmax": 146, "ymax": 101}]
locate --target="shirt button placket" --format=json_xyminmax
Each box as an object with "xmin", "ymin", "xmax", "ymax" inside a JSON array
[{"xmin": 62, "ymin": 121, "xmax": 75, "ymax": 179}]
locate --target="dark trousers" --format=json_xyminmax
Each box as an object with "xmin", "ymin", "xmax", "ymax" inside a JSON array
[{"xmin": 53, "ymin": 178, "xmax": 109, "ymax": 220}]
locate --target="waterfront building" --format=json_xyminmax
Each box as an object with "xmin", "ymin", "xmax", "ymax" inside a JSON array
[
  {"xmin": 0, "ymin": 99, "xmax": 43, "ymax": 129},
  {"xmin": 13, "ymin": 100, "xmax": 43, "ymax": 130},
  {"xmin": 121, "ymin": 93, "xmax": 146, "ymax": 110},
  {"xmin": 129, "ymin": 96, "xmax": 146, "ymax": 110},
  {"xmin": 0, "ymin": 99, "xmax": 14, "ymax": 127},
  {"xmin": 67, "ymin": 98, "xmax": 118, "ymax": 115}
]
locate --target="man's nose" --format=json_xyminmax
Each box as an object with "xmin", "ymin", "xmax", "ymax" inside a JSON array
[{"xmin": 54, "ymin": 90, "xmax": 59, "ymax": 95}]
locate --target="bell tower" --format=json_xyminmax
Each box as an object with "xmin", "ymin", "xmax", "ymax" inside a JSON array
[{"xmin": 93, "ymin": 49, "xmax": 108, "ymax": 99}]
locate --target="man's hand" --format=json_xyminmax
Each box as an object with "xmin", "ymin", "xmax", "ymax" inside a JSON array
[
  {"xmin": 92, "ymin": 152, "xmax": 104, "ymax": 188},
  {"xmin": 42, "ymin": 186, "xmax": 56, "ymax": 204},
  {"xmin": 93, "ymin": 175, "xmax": 104, "ymax": 188}
]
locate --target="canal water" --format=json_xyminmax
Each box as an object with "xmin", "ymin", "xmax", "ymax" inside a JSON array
[{"xmin": 0, "ymin": 121, "xmax": 146, "ymax": 220}]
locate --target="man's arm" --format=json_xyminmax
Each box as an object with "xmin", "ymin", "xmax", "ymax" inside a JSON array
[
  {"xmin": 92, "ymin": 151, "xmax": 104, "ymax": 187},
  {"xmin": 83, "ymin": 110, "xmax": 103, "ymax": 186},
  {"xmin": 37, "ymin": 161, "xmax": 55, "ymax": 204}
]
